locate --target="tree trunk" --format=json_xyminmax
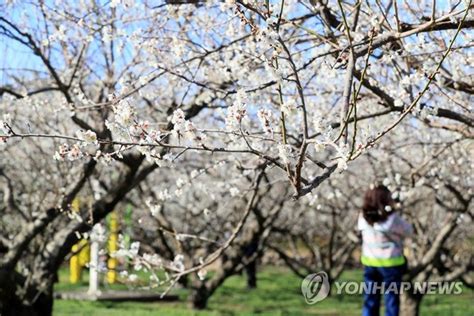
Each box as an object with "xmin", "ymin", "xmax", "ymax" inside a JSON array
[
  {"xmin": 178, "ymin": 275, "xmax": 189, "ymax": 288},
  {"xmin": 0, "ymin": 268, "xmax": 54, "ymax": 316},
  {"xmin": 3, "ymin": 292, "xmax": 53, "ymax": 316},
  {"xmin": 245, "ymin": 259, "xmax": 257, "ymax": 289},
  {"xmin": 189, "ymin": 285, "xmax": 210, "ymax": 310},
  {"xmin": 400, "ymin": 291, "xmax": 423, "ymax": 316}
]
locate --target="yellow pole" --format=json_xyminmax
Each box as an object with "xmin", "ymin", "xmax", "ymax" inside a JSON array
[
  {"xmin": 78, "ymin": 240, "xmax": 90, "ymax": 267},
  {"xmin": 70, "ymin": 243, "xmax": 81, "ymax": 284},
  {"xmin": 107, "ymin": 211, "xmax": 119, "ymax": 284},
  {"xmin": 70, "ymin": 198, "xmax": 82, "ymax": 284}
]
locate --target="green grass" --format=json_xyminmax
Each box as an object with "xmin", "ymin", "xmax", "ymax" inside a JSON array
[{"xmin": 53, "ymin": 267, "xmax": 473, "ymax": 316}]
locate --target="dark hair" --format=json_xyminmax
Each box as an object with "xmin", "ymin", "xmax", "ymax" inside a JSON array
[{"xmin": 362, "ymin": 185, "xmax": 393, "ymax": 225}]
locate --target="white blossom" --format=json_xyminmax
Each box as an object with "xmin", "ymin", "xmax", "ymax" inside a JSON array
[
  {"xmin": 114, "ymin": 100, "xmax": 135, "ymax": 126},
  {"xmin": 229, "ymin": 187, "xmax": 240, "ymax": 197},
  {"xmin": 197, "ymin": 269, "xmax": 207, "ymax": 281},
  {"xmin": 90, "ymin": 223, "xmax": 107, "ymax": 242},
  {"xmin": 0, "ymin": 114, "xmax": 12, "ymax": 134},
  {"xmin": 130, "ymin": 241, "xmax": 140, "ymax": 256},
  {"xmin": 257, "ymin": 108, "xmax": 273, "ymax": 135},
  {"xmin": 76, "ymin": 130, "xmax": 98, "ymax": 145},
  {"xmin": 278, "ymin": 143, "xmax": 292, "ymax": 165},
  {"xmin": 172, "ymin": 254, "xmax": 185, "ymax": 272}
]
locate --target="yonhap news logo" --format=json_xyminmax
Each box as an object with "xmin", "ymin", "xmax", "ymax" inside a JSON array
[
  {"xmin": 301, "ymin": 271, "xmax": 330, "ymax": 304},
  {"xmin": 301, "ymin": 271, "xmax": 463, "ymax": 304}
]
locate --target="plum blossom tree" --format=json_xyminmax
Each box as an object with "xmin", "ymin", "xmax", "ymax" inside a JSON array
[
  {"xmin": 372, "ymin": 130, "xmax": 473, "ymax": 316},
  {"xmin": 124, "ymin": 158, "xmax": 291, "ymax": 308},
  {"xmin": 269, "ymin": 175, "xmax": 360, "ymax": 285},
  {"xmin": 269, "ymin": 126, "xmax": 473, "ymax": 316}
]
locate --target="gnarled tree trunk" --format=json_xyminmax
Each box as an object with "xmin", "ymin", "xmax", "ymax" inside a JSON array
[
  {"xmin": 245, "ymin": 259, "xmax": 257, "ymax": 289},
  {"xmin": 400, "ymin": 291, "xmax": 423, "ymax": 316},
  {"xmin": 0, "ymin": 268, "xmax": 54, "ymax": 316},
  {"xmin": 188, "ymin": 284, "xmax": 210, "ymax": 310}
]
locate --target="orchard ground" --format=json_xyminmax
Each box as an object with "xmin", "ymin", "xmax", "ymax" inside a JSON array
[{"xmin": 54, "ymin": 266, "xmax": 473, "ymax": 316}]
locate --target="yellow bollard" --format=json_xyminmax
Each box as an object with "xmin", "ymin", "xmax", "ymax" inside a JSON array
[
  {"xmin": 70, "ymin": 243, "xmax": 81, "ymax": 284},
  {"xmin": 78, "ymin": 240, "xmax": 90, "ymax": 267},
  {"xmin": 107, "ymin": 211, "xmax": 119, "ymax": 284},
  {"xmin": 70, "ymin": 198, "xmax": 83, "ymax": 284}
]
